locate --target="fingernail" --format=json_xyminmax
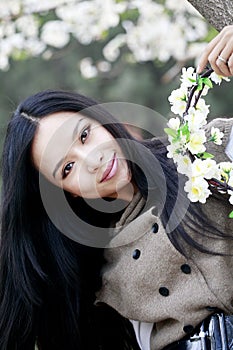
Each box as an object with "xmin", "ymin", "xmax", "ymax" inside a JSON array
[{"xmin": 196, "ymin": 65, "xmax": 200, "ymax": 73}]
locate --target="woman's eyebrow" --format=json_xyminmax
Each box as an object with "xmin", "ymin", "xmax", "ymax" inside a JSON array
[
  {"xmin": 72, "ymin": 117, "xmax": 84, "ymax": 141},
  {"xmin": 52, "ymin": 118, "xmax": 84, "ymax": 178}
]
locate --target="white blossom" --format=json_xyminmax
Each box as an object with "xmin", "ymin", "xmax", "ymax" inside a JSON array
[
  {"xmin": 218, "ymin": 162, "xmax": 233, "ymax": 181},
  {"xmin": 168, "ymin": 87, "xmax": 187, "ymax": 117},
  {"xmin": 228, "ymin": 172, "xmax": 233, "ymax": 202},
  {"xmin": 210, "ymin": 127, "xmax": 224, "ymax": 145},
  {"xmin": 180, "ymin": 67, "xmax": 197, "ymax": 88},
  {"xmin": 167, "ymin": 117, "xmax": 180, "ymax": 131},
  {"xmin": 210, "ymin": 71, "xmax": 230, "ymax": 85},
  {"xmin": 166, "ymin": 143, "xmax": 180, "ymax": 160},
  {"xmin": 191, "ymin": 158, "xmax": 218, "ymax": 179},
  {"xmin": 184, "ymin": 176, "xmax": 211, "ymax": 203},
  {"xmin": 229, "ymin": 193, "xmax": 233, "ymax": 205},
  {"xmin": 184, "ymin": 107, "xmax": 207, "ymax": 132},
  {"xmin": 171, "ymin": 101, "xmax": 187, "ymax": 117},
  {"xmin": 187, "ymin": 130, "xmax": 206, "ymax": 154},
  {"xmin": 176, "ymin": 154, "xmax": 192, "ymax": 176},
  {"xmin": 195, "ymin": 98, "xmax": 210, "ymax": 118},
  {"xmin": 168, "ymin": 87, "xmax": 187, "ymax": 105},
  {"xmin": 166, "ymin": 134, "xmax": 186, "ymax": 159}
]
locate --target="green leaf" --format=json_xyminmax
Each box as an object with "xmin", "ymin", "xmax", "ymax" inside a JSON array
[
  {"xmin": 164, "ymin": 128, "xmax": 177, "ymax": 138},
  {"xmin": 197, "ymin": 152, "xmax": 214, "ymax": 159},
  {"xmin": 197, "ymin": 77, "xmax": 203, "ymax": 91},
  {"xmin": 188, "ymin": 78, "xmax": 196, "ymax": 83},
  {"xmin": 180, "ymin": 123, "xmax": 189, "ymax": 136},
  {"xmin": 202, "ymin": 77, "xmax": 213, "ymax": 88},
  {"xmin": 202, "ymin": 152, "xmax": 214, "ymax": 159},
  {"xmin": 228, "ymin": 211, "xmax": 233, "ymax": 219}
]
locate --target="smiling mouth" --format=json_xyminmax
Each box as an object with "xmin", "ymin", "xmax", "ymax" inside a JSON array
[{"xmin": 101, "ymin": 153, "xmax": 118, "ymax": 182}]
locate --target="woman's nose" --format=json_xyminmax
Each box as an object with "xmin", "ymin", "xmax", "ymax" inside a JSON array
[{"xmin": 86, "ymin": 150, "xmax": 103, "ymax": 173}]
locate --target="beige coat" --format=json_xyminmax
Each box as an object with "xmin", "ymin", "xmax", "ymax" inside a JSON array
[{"xmin": 96, "ymin": 118, "xmax": 233, "ymax": 350}]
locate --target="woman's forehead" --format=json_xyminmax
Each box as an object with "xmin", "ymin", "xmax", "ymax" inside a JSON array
[{"xmin": 31, "ymin": 112, "xmax": 86, "ymax": 170}]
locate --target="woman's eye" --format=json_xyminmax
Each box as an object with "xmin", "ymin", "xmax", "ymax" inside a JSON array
[
  {"xmin": 80, "ymin": 126, "xmax": 90, "ymax": 144},
  {"xmin": 62, "ymin": 162, "xmax": 74, "ymax": 178}
]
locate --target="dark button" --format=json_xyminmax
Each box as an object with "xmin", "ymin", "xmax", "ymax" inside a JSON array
[
  {"xmin": 159, "ymin": 287, "xmax": 169, "ymax": 297},
  {"xmin": 183, "ymin": 325, "xmax": 194, "ymax": 334},
  {"xmin": 152, "ymin": 223, "xmax": 159, "ymax": 233},
  {"xmin": 132, "ymin": 249, "xmax": 141, "ymax": 260},
  {"xmin": 181, "ymin": 264, "xmax": 191, "ymax": 274},
  {"xmin": 206, "ymin": 306, "xmax": 218, "ymax": 312}
]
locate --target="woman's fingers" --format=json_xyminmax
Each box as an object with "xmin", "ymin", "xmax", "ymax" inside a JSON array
[
  {"xmin": 197, "ymin": 36, "xmax": 220, "ymax": 73},
  {"xmin": 197, "ymin": 25, "xmax": 233, "ymax": 76},
  {"xmin": 228, "ymin": 53, "xmax": 233, "ymax": 75}
]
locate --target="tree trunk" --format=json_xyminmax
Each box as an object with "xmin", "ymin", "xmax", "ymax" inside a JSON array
[{"xmin": 187, "ymin": 0, "xmax": 233, "ymax": 31}]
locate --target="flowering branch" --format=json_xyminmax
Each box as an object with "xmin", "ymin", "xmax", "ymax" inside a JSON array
[
  {"xmin": 184, "ymin": 68, "xmax": 213, "ymax": 116},
  {"xmin": 208, "ymin": 178, "xmax": 233, "ymax": 192},
  {"xmin": 165, "ymin": 66, "xmax": 233, "ymax": 218}
]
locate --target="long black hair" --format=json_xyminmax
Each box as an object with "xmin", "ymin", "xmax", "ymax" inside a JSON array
[
  {"xmin": 0, "ymin": 89, "xmax": 227, "ymax": 349},
  {"xmin": 0, "ymin": 90, "xmax": 143, "ymax": 350}
]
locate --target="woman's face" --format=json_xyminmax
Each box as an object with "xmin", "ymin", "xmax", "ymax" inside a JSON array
[{"xmin": 32, "ymin": 112, "xmax": 132, "ymax": 200}]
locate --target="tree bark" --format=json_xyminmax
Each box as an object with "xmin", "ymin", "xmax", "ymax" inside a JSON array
[{"xmin": 187, "ymin": 0, "xmax": 233, "ymax": 32}]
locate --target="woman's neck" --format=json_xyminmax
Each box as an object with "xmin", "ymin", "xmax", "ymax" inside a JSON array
[{"xmin": 108, "ymin": 181, "xmax": 138, "ymax": 203}]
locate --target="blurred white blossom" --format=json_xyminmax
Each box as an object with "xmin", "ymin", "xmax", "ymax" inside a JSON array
[
  {"xmin": 97, "ymin": 60, "xmax": 111, "ymax": 73},
  {"xmin": 0, "ymin": 1, "xmax": 21, "ymax": 19},
  {"xmin": 15, "ymin": 15, "xmax": 39, "ymax": 38},
  {"xmin": 0, "ymin": 0, "xmax": 210, "ymax": 74},
  {"xmin": 165, "ymin": 0, "xmax": 198, "ymax": 14},
  {"xmin": 41, "ymin": 21, "xmax": 70, "ymax": 48},
  {"xmin": 80, "ymin": 57, "xmax": 98, "ymax": 79},
  {"xmin": 56, "ymin": 0, "xmax": 124, "ymax": 44},
  {"xmin": 103, "ymin": 34, "xmax": 126, "ymax": 61}
]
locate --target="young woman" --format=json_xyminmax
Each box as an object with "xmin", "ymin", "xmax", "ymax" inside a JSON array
[{"xmin": 1, "ymin": 26, "xmax": 233, "ymax": 350}]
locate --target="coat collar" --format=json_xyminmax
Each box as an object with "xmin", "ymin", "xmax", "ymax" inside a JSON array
[{"xmin": 108, "ymin": 193, "xmax": 157, "ymax": 248}]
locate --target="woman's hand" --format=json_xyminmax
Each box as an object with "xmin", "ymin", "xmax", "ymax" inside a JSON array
[{"xmin": 197, "ymin": 25, "xmax": 233, "ymax": 76}]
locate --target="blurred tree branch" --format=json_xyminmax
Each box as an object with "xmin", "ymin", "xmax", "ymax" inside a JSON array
[{"xmin": 187, "ymin": 0, "xmax": 233, "ymax": 31}]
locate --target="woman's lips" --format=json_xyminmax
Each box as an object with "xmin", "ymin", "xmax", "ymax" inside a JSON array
[{"xmin": 101, "ymin": 154, "xmax": 117, "ymax": 182}]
